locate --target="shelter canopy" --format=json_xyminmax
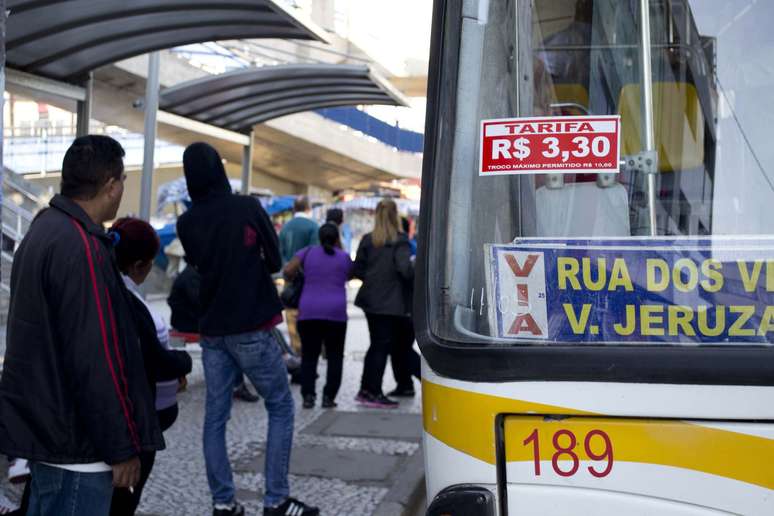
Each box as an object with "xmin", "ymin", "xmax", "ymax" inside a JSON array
[
  {"xmin": 6, "ymin": 0, "xmax": 325, "ymax": 82},
  {"xmin": 159, "ymin": 64, "xmax": 408, "ymax": 133}
]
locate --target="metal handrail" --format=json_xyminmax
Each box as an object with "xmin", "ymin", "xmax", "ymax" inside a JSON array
[
  {"xmin": 1, "ymin": 198, "xmax": 36, "ymax": 292},
  {"xmin": 3, "ymin": 199, "xmax": 35, "ymax": 223}
]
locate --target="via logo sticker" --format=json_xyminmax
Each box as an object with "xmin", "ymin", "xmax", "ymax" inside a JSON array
[{"xmin": 488, "ymin": 248, "xmax": 549, "ymax": 339}]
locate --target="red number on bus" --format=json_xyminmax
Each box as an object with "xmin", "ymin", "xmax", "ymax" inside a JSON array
[
  {"xmin": 523, "ymin": 428, "xmax": 541, "ymax": 475},
  {"xmin": 584, "ymin": 429, "xmax": 614, "ymax": 477},
  {"xmin": 551, "ymin": 429, "xmax": 580, "ymax": 477},
  {"xmin": 523, "ymin": 428, "xmax": 614, "ymax": 478}
]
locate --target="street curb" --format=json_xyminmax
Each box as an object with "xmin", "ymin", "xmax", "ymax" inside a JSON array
[{"xmin": 372, "ymin": 450, "xmax": 425, "ymax": 516}]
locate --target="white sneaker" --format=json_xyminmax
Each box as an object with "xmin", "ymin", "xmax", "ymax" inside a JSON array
[
  {"xmin": 8, "ymin": 458, "xmax": 30, "ymax": 484},
  {"xmin": 0, "ymin": 492, "xmax": 19, "ymax": 514}
]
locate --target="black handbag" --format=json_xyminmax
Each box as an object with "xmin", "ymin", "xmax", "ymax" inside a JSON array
[{"xmin": 280, "ymin": 248, "xmax": 310, "ymax": 308}]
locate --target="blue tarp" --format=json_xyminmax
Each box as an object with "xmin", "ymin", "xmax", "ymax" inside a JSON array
[{"xmin": 266, "ymin": 195, "xmax": 296, "ymax": 215}]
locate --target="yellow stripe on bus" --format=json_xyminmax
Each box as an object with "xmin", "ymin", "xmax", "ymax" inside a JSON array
[
  {"xmin": 422, "ymin": 380, "xmax": 774, "ymax": 489},
  {"xmin": 422, "ymin": 380, "xmax": 589, "ymax": 464}
]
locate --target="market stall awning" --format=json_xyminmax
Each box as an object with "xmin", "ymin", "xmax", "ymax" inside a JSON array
[
  {"xmin": 6, "ymin": 0, "xmax": 325, "ymax": 82},
  {"xmin": 159, "ymin": 64, "xmax": 409, "ymax": 133}
]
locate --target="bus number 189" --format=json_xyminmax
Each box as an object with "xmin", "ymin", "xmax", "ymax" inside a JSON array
[{"xmin": 522, "ymin": 428, "xmax": 614, "ymax": 478}]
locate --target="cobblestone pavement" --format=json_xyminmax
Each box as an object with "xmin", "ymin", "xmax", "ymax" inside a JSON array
[
  {"xmin": 136, "ymin": 298, "xmax": 422, "ymax": 516},
  {"xmin": 0, "ymin": 290, "xmax": 423, "ymax": 516}
]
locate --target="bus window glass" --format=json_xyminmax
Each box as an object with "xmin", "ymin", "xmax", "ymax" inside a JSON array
[{"xmin": 429, "ymin": 0, "xmax": 774, "ymax": 346}]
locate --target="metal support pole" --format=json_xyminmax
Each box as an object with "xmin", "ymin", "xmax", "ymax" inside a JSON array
[
  {"xmin": 140, "ymin": 52, "xmax": 160, "ymax": 221},
  {"xmin": 240, "ymin": 130, "xmax": 254, "ymax": 195},
  {"xmin": 638, "ymin": 0, "xmax": 658, "ymax": 236},
  {"xmin": 75, "ymin": 72, "xmax": 93, "ymax": 137}
]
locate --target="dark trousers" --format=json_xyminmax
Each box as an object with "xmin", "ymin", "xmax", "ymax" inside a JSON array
[
  {"xmin": 390, "ymin": 319, "xmax": 420, "ymax": 390},
  {"xmin": 110, "ymin": 404, "xmax": 179, "ymax": 516},
  {"xmin": 361, "ymin": 313, "xmax": 415, "ymax": 395},
  {"xmin": 297, "ymin": 319, "xmax": 346, "ymax": 399}
]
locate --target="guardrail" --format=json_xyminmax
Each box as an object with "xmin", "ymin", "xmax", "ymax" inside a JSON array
[
  {"xmin": 316, "ymin": 107, "xmax": 424, "ymax": 153},
  {"xmin": 4, "ymin": 131, "xmax": 184, "ymax": 174},
  {"xmin": 1, "ymin": 199, "xmax": 35, "ymax": 294}
]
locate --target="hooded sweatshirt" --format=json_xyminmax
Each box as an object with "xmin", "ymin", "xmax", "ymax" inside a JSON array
[{"xmin": 176, "ymin": 143, "xmax": 282, "ymax": 336}]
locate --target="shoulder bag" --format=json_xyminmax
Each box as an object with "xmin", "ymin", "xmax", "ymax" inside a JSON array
[{"xmin": 280, "ymin": 247, "xmax": 311, "ymax": 308}]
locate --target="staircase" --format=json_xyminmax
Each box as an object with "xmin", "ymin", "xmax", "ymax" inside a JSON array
[{"xmin": 1, "ymin": 169, "xmax": 47, "ymax": 325}]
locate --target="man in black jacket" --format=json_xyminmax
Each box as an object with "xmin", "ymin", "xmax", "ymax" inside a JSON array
[
  {"xmin": 177, "ymin": 143, "xmax": 318, "ymax": 516},
  {"xmin": 0, "ymin": 136, "xmax": 164, "ymax": 516}
]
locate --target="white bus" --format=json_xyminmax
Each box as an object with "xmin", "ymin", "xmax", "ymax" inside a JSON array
[{"xmin": 415, "ymin": 1, "xmax": 774, "ymax": 514}]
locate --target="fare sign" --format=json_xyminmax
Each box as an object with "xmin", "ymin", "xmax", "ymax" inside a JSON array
[{"xmin": 479, "ymin": 115, "xmax": 620, "ymax": 176}]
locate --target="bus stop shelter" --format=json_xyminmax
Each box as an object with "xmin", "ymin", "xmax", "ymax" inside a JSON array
[
  {"xmin": 159, "ymin": 64, "xmax": 409, "ymax": 194},
  {"xmin": 0, "ymin": 0, "xmax": 326, "ymax": 218}
]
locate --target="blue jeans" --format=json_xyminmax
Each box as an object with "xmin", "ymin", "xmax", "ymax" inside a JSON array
[
  {"xmin": 201, "ymin": 330, "xmax": 294, "ymax": 508},
  {"xmin": 27, "ymin": 462, "xmax": 113, "ymax": 516}
]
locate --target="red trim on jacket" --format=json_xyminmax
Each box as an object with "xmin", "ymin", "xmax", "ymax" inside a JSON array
[
  {"xmin": 105, "ymin": 285, "xmax": 138, "ymax": 435},
  {"xmin": 71, "ymin": 220, "xmax": 141, "ymax": 452}
]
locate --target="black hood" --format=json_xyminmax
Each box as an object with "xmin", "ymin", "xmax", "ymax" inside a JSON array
[{"xmin": 183, "ymin": 142, "xmax": 231, "ymax": 203}]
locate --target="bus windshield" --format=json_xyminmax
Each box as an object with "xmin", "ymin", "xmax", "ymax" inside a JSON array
[{"xmin": 427, "ymin": 0, "xmax": 774, "ymax": 346}]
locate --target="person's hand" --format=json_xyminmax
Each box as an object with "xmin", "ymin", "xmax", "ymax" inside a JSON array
[
  {"xmin": 178, "ymin": 376, "xmax": 188, "ymax": 392},
  {"xmin": 112, "ymin": 456, "xmax": 140, "ymax": 488}
]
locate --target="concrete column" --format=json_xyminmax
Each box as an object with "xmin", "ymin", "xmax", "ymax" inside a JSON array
[
  {"xmin": 240, "ymin": 130, "xmax": 255, "ymax": 195},
  {"xmin": 75, "ymin": 73, "xmax": 93, "ymax": 137},
  {"xmin": 139, "ymin": 52, "xmax": 160, "ymax": 221}
]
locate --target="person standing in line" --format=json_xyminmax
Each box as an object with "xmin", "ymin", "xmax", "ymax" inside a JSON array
[
  {"xmin": 325, "ymin": 207, "xmax": 353, "ymax": 255},
  {"xmin": 177, "ymin": 142, "xmax": 318, "ymax": 516},
  {"xmin": 0, "ymin": 135, "xmax": 164, "ymax": 516},
  {"xmin": 167, "ymin": 260, "xmax": 260, "ymax": 403},
  {"xmin": 402, "ymin": 217, "xmax": 417, "ymax": 258},
  {"xmin": 109, "ymin": 218, "xmax": 193, "ymax": 516},
  {"xmin": 283, "ymin": 223, "xmax": 353, "ymax": 409},
  {"xmin": 387, "ymin": 218, "xmax": 421, "ymax": 397},
  {"xmin": 167, "ymin": 260, "xmax": 201, "ymax": 332},
  {"xmin": 354, "ymin": 199, "xmax": 415, "ymax": 408},
  {"xmin": 279, "ymin": 196, "xmax": 319, "ymax": 357}
]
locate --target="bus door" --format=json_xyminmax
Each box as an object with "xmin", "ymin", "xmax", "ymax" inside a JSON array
[{"xmin": 417, "ymin": 0, "xmax": 774, "ymax": 514}]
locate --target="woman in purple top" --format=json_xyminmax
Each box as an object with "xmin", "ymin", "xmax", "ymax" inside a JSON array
[{"xmin": 283, "ymin": 223, "xmax": 353, "ymax": 409}]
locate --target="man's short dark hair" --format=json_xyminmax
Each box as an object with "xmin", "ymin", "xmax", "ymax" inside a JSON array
[
  {"xmin": 293, "ymin": 196, "xmax": 310, "ymax": 213},
  {"xmin": 61, "ymin": 135, "xmax": 126, "ymax": 200},
  {"xmin": 326, "ymin": 208, "xmax": 343, "ymax": 225}
]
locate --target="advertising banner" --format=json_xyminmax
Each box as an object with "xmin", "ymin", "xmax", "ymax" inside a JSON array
[
  {"xmin": 485, "ymin": 238, "xmax": 774, "ymax": 344},
  {"xmin": 479, "ymin": 115, "xmax": 620, "ymax": 176}
]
